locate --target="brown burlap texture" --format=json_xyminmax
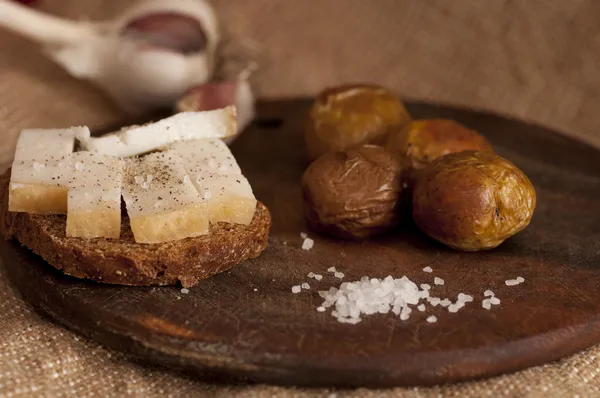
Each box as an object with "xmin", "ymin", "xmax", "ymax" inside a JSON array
[{"xmin": 1, "ymin": 1, "xmax": 599, "ymax": 396}]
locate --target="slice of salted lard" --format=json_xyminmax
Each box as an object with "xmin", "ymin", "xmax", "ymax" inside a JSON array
[
  {"xmin": 79, "ymin": 107, "xmax": 237, "ymax": 158},
  {"xmin": 9, "ymin": 127, "xmax": 90, "ymax": 214},
  {"xmin": 122, "ymin": 151, "xmax": 208, "ymax": 244},
  {"xmin": 166, "ymin": 139, "xmax": 241, "ymax": 175},
  {"xmin": 64, "ymin": 152, "xmax": 124, "ymax": 239},
  {"xmin": 192, "ymin": 171, "xmax": 256, "ymax": 225},
  {"xmin": 167, "ymin": 139, "xmax": 256, "ymax": 225},
  {"xmin": 13, "ymin": 127, "xmax": 89, "ymax": 162}
]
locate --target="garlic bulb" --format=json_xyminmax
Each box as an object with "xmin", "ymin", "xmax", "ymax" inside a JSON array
[
  {"xmin": 0, "ymin": 0, "xmax": 220, "ymax": 115},
  {"xmin": 176, "ymin": 64, "xmax": 257, "ymax": 143}
]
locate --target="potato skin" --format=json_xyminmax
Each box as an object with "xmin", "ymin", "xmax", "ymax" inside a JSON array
[
  {"xmin": 302, "ymin": 145, "xmax": 403, "ymax": 240},
  {"xmin": 305, "ymin": 84, "xmax": 411, "ymax": 161},
  {"xmin": 412, "ymin": 151, "xmax": 536, "ymax": 251},
  {"xmin": 386, "ymin": 119, "xmax": 493, "ymax": 181}
]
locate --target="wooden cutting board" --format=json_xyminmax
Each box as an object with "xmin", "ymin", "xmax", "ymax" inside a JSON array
[{"xmin": 2, "ymin": 100, "xmax": 600, "ymax": 388}]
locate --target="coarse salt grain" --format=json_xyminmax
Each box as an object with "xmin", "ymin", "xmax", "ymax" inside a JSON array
[
  {"xmin": 327, "ymin": 266, "xmax": 337, "ymax": 273},
  {"xmin": 301, "ymin": 282, "xmax": 310, "ymax": 290},
  {"xmin": 302, "ymin": 238, "xmax": 314, "ymax": 250},
  {"xmin": 400, "ymin": 310, "xmax": 411, "ymax": 321},
  {"xmin": 426, "ymin": 315, "xmax": 437, "ymax": 323},
  {"xmin": 420, "ymin": 283, "xmax": 431, "ymax": 290},
  {"xmin": 300, "ymin": 232, "xmax": 308, "ymax": 239},
  {"xmin": 307, "ymin": 272, "xmax": 323, "ymax": 280},
  {"xmin": 317, "ymin": 306, "xmax": 326, "ymax": 312},
  {"xmin": 484, "ymin": 289, "xmax": 495, "ymax": 297},
  {"xmin": 434, "ymin": 277, "xmax": 445, "ymax": 285},
  {"xmin": 505, "ymin": 279, "xmax": 520, "ymax": 286},
  {"xmin": 334, "ymin": 272, "xmax": 345, "ymax": 279},
  {"xmin": 428, "ymin": 297, "xmax": 441, "ymax": 306},
  {"xmin": 423, "ymin": 266, "xmax": 433, "ymax": 273},
  {"xmin": 482, "ymin": 299, "xmax": 492, "ymax": 310},
  {"xmin": 516, "ymin": 276, "xmax": 525, "ymax": 283},
  {"xmin": 207, "ymin": 158, "xmax": 218, "ymax": 169},
  {"xmin": 417, "ymin": 304, "xmax": 426, "ymax": 312},
  {"xmin": 291, "ymin": 285, "xmax": 301, "ymax": 293},
  {"xmin": 180, "ymin": 288, "xmax": 189, "ymax": 294},
  {"xmin": 440, "ymin": 298, "xmax": 451, "ymax": 307},
  {"xmin": 448, "ymin": 303, "xmax": 464, "ymax": 313},
  {"xmin": 458, "ymin": 293, "xmax": 474, "ymax": 302},
  {"xmin": 490, "ymin": 296, "xmax": 501, "ymax": 305}
]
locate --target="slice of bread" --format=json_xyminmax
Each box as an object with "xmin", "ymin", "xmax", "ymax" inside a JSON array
[{"xmin": 0, "ymin": 169, "xmax": 270, "ymax": 287}]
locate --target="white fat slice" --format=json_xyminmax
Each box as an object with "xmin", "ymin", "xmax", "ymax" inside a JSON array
[
  {"xmin": 13, "ymin": 127, "xmax": 88, "ymax": 162},
  {"xmin": 192, "ymin": 171, "xmax": 256, "ymax": 225},
  {"xmin": 64, "ymin": 152, "xmax": 124, "ymax": 239},
  {"xmin": 77, "ymin": 129, "xmax": 130, "ymax": 158},
  {"xmin": 122, "ymin": 151, "xmax": 208, "ymax": 244},
  {"xmin": 167, "ymin": 138, "xmax": 242, "ymax": 175},
  {"xmin": 8, "ymin": 127, "xmax": 88, "ymax": 214},
  {"xmin": 79, "ymin": 107, "xmax": 237, "ymax": 158},
  {"xmin": 9, "ymin": 160, "xmax": 69, "ymax": 214}
]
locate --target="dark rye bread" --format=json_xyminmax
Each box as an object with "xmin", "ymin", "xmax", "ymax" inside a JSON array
[{"xmin": 0, "ymin": 170, "xmax": 271, "ymax": 287}]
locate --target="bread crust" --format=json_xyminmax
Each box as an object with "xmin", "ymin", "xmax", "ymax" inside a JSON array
[{"xmin": 0, "ymin": 170, "xmax": 270, "ymax": 287}]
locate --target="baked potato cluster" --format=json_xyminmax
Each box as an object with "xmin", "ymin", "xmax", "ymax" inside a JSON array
[{"xmin": 301, "ymin": 83, "xmax": 536, "ymax": 251}]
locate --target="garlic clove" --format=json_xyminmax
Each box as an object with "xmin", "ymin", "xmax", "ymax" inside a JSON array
[
  {"xmin": 48, "ymin": 36, "xmax": 210, "ymax": 115},
  {"xmin": 103, "ymin": 42, "xmax": 196, "ymax": 113},
  {"xmin": 105, "ymin": 0, "xmax": 221, "ymax": 113},
  {"xmin": 114, "ymin": 0, "xmax": 220, "ymax": 56},
  {"xmin": 176, "ymin": 79, "xmax": 255, "ymax": 143},
  {"xmin": 177, "ymin": 82, "xmax": 238, "ymax": 113}
]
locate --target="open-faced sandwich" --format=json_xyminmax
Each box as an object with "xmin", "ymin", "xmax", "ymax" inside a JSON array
[{"xmin": 0, "ymin": 106, "xmax": 271, "ymax": 287}]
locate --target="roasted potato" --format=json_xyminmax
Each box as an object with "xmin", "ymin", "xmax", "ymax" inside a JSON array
[
  {"xmin": 386, "ymin": 119, "xmax": 493, "ymax": 183},
  {"xmin": 305, "ymin": 84, "xmax": 411, "ymax": 161},
  {"xmin": 302, "ymin": 145, "xmax": 403, "ymax": 240},
  {"xmin": 412, "ymin": 151, "xmax": 536, "ymax": 251}
]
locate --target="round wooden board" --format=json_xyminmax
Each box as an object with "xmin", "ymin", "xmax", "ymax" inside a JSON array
[{"xmin": 2, "ymin": 100, "xmax": 600, "ymax": 388}]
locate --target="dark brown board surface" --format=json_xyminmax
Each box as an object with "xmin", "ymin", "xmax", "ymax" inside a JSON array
[{"xmin": 2, "ymin": 100, "xmax": 600, "ymax": 388}]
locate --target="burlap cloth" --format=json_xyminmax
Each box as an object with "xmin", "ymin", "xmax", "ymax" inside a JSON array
[{"xmin": 1, "ymin": 1, "xmax": 600, "ymax": 396}]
